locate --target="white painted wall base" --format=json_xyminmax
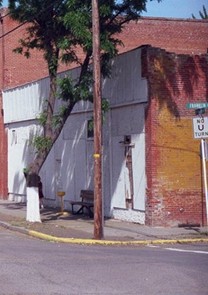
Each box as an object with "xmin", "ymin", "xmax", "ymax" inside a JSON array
[
  {"xmin": 8, "ymin": 193, "xmax": 26, "ymax": 203},
  {"xmin": 112, "ymin": 208, "xmax": 145, "ymax": 224}
]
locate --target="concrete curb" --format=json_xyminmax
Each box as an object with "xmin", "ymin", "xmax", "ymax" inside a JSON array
[
  {"xmin": 0, "ymin": 220, "xmax": 29, "ymax": 235},
  {"xmin": 1, "ymin": 221, "xmax": 208, "ymax": 246},
  {"xmin": 29, "ymin": 230, "xmax": 208, "ymax": 246}
]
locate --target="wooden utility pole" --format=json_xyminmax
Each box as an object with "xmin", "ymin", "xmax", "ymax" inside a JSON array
[{"xmin": 92, "ymin": 0, "xmax": 103, "ymax": 239}]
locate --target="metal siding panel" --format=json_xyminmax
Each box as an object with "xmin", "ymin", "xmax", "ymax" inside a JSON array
[
  {"xmin": 5, "ymin": 48, "xmax": 147, "ymax": 215},
  {"xmin": 3, "ymin": 48, "xmax": 147, "ymax": 124},
  {"xmin": 3, "ymin": 80, "xmax": 48, "ymax": 123},
  {"xmin": 110, "ymin": 105, "xmax": 146, "ymax": 211},
  {"xmin": 132, "ymin": 133, "xmax": 146, "ymax": 211},
  {"xmin": 7, "ymin": 123, "xmax": 40, "ymax": 197},
  {"xmin": 41, "ymin": 147, "xmax": 56, "ymax": 200},
  {"xmin": 102, "ymin": 48, "xmax": 148, "ymax": 106},
  {"xmin": 111, "ymin": 104, "xmax": 145, "ymax": 136},
  {"xmin": 63, "ymin": 112, "xmax": 86, "ymax": 140},
  {"xmin": 111, "ymin": 136, "xmax": 126, "ymax": 209},
  {"xmin": 86, "ymin": 139, "xmax": 94, "ymax": 189},
  {"xmin": 61, "ymin": 140, "xmax": 76, "ymax": 199},
  {"xmin": 74, "ymin": 139, "xmax": 87, "ymax": 196}
]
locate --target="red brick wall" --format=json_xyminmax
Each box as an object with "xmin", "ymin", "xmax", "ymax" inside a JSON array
[
  {"xmin": 0, "ymin": 9, "xmax": 49, "ymax": 90},
  {"xmin": 143, "ymin": 46, "xmax": 208, "ymax": 226},
  {"xmin": 121, "ymin": 18, "xmax": 208, "ymax": 55},
  {"xmin": 0, "ymin": 9, "xmax": 207, "ymax": 90}
]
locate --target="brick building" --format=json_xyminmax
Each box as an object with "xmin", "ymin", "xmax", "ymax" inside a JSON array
[
  {"xmin": 142, "ymin": 47, "xmax": 208, "ymax": 226},
  {"xmin": 0, "ymin": 9, "xmax": 207, "ymax": 90},
  {"xmin": 0, "ymin": 9, "xmax": 208, "ymax": 226}
]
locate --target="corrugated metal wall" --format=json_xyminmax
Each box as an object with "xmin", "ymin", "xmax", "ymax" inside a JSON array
[{"xmin": 3, "ymin": 47, "xmax": 148, "ymax": 223}]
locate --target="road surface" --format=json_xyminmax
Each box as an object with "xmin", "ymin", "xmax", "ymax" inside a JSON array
[{"xmin": 0, "ymin": 227, "xmax": 207, "ymax": 295}]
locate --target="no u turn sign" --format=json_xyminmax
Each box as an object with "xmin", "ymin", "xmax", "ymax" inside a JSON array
[{"xmin": 193, "ymin": 117, "xmax": 208, "ymax": 139}]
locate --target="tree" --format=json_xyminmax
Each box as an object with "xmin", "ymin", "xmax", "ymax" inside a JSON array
[
  {"xmin": 8, "ymin": 0, "xmax": 161, "ymax": 174},
  {"xmin": 192, "ymin": 5, "xmax": 208, "ymax": 19}
]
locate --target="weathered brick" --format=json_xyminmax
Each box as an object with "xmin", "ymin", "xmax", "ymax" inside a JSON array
[{"xmin": 144, "ymin": 46, "xmax": 208, "ymax": 226}]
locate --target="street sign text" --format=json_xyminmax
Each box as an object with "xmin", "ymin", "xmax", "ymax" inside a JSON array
[
  {"xmin": 187, "ymin": 102, "xmax": 208, "ymax": 109},
  {"xmin": 193, "ymin": 117, "xmax": 208, "ymax": 139}
]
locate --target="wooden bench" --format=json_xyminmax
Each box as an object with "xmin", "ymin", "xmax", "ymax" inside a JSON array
[{"xmin": 70, "ymin": 190, "xmax": 94, "ymax": 218}]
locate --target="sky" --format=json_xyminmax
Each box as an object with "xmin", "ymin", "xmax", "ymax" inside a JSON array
[
  {"xmin": 1, "ymin": 0, "xmax": 207, "ymax": 19},
  {"xmin": 141, "ymin": 0, "xmax": 207, "ymax": 18}
]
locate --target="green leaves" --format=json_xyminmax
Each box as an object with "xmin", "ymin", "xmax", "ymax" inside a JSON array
[
  {"xmin": 9, "ymin": 0, "xmax": 152, "ymax": 86},
  {"xmin": 192, "ymin": 5, "xmax": 208, "ymax": 19},
  {"xmin": 58, "ymin": 72, "xmax": 93, "ymax": 103},
  {"xmin": 64, "ymin": 10, "xmax": 92, "ymax": 52},
  {"xmin": 8, "ymin": 0, "xmax": 158, "ymax": 168},
  {"xmin": 32, "ymin": 136, "xmax": 52, "ymax": 153},
  {"xmin": 37, "ymin": 112, "xmax": 47, "ymax": 126},
  {"xmin": 58, "ymin": 76, "xmax": 74, "ymax": 102}
]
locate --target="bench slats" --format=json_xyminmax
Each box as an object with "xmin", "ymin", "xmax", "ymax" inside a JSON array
[
  {"xmin": 80, "ymin": 190, "xmax": 94, "ymax": 202},
  {"xmin": 70, "ymin": 190, "xmax": 94, "ymax": 218}
]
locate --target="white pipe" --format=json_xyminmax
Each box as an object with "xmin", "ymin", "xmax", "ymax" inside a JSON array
[{"xmin": 201, "ymin": 139, "xmax": 208, "ymax": 225}]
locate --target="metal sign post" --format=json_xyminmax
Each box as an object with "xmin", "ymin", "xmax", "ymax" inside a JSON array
[{"xmin": 187, "ymin": 103, "xmax": 208, "ymax": 225}]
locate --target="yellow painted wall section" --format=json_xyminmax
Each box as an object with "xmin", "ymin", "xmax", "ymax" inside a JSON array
[{"xmin": 155, "ymin": 106, "xmax": 201, "ymax": 192}]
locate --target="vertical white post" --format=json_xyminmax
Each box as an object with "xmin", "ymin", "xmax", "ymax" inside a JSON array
[
  {"xmin": 26, "ymin": 187, "xmax": 41, "ymax": 223},
  {"xmin": 201, "ymin": 139, "xmax": 208, "ymax": 225}
]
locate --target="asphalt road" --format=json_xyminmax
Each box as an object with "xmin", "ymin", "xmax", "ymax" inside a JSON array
[{"xmin": 0, "ymin": 228, "xmax": 208, "ymax": 295}]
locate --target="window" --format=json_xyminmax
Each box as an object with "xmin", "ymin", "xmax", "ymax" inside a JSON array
[{"xmin": 87, "ymin": 119, "xmax": 94, "ymax": 138}]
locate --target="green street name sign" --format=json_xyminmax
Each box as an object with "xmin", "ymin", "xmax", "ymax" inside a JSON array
[{"xmin": 186, "ymin": 102, "xmax": 208, "ymax": 109}]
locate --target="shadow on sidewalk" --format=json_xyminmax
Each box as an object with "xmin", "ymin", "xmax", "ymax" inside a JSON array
[{"xmin": 1, "ymin": 201, "xmax": 26, "ymax": 210}]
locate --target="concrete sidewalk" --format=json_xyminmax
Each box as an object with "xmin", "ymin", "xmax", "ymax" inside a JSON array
[{"xmin": 0, "ymin": 199, "xmax": 207, "ymax": 245}]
